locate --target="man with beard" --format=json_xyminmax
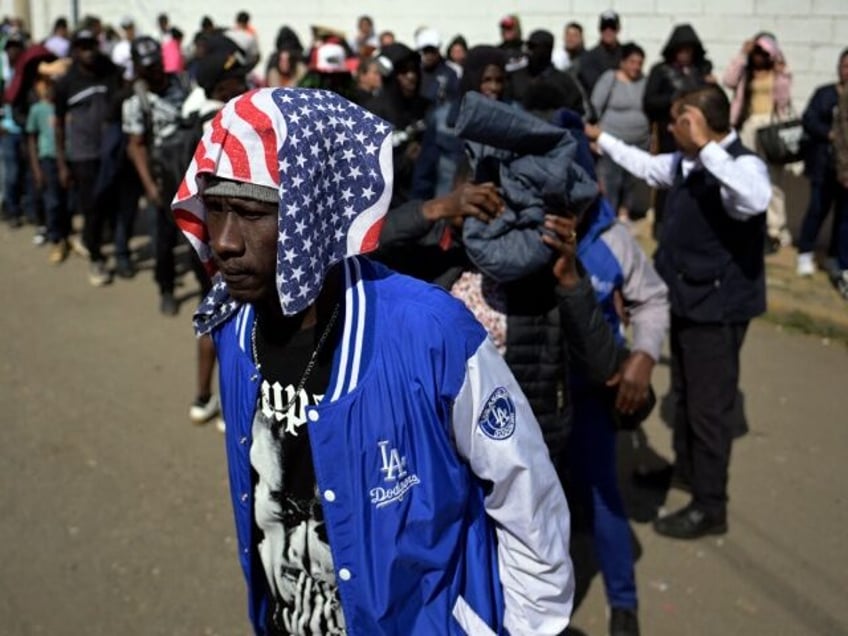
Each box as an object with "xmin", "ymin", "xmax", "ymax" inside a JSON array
[{"xmin": 171, "ymin": 87, "xmax": 574, "ymax": 635}]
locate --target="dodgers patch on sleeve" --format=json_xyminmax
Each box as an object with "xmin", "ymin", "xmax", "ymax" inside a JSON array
[{"xmin": 478, "ymin": 387, "xmax": 516, "ymax": 440}]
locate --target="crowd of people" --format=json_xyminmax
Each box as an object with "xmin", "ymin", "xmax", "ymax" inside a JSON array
[{"xmin": 1, "ymin": 8, "xmax": 845, "ymax": 636}]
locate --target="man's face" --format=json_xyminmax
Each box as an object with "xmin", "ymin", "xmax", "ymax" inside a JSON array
[
  {"xmin": 205, "ymin": 195, "xmax": 279, "ymax": 304},
  {"xmin": 359, "ymin": 64, "xmax": 382, "ymax": 92},
  {"xmin": 396, "ymin": 65, "xmax": 418, "ymax": 98},
  {"xmin": 138, "ymin": 61, "xmax": 166, "ymax": 87},
  {"xmin": 421, "ymin": 47, "xmax": 440, "ymax": 70},
  {"xmin": 76, "ymin": 40, "xmax": 98, "ymax": 67},
  {"xmin": 600, "ymin": 25, "xmax": 618, "ymax": 47},
  {"xmin": 565, "ymin": 26, "xmax": 582, "ymax": 52},
  {"xmin": 500, "ymin": 24, "xmax": 519, "ymax": 43},
  {"xmin": 479, "ymin": 64, "xmax": 505, "ymax": 100}
]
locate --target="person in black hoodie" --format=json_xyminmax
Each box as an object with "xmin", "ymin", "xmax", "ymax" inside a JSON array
[
  {"xmin": 366, "ymin": 43, "xmax": 432, "ymax": 205},
  {"xmin": 643, "ymin": 24, "xmax": 713, "ymax": 237},
  {"xmin": 506, "ymin": 29, "xmax": 585, "ymax": 116}
]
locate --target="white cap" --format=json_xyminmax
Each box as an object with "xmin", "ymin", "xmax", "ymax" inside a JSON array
[
  {"xmin": 415, "ymin": 27, "xmax": 441, "ymax": 51},
  {"xmin": 119, "ymin": 15, "xmax": 134, "ymax": 28},
  {"xmin": 313, "ymin": 42, "xmax": 348, "ymax": 73}
]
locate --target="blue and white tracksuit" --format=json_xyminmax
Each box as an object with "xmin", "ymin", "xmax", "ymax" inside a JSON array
[
  {"xmin": 570, "ymin": 200, "xmax": 669, "ymax": 610},
  {"xmin": 212, "ymin": 256, "xmax": 574, "ymax": 635}
]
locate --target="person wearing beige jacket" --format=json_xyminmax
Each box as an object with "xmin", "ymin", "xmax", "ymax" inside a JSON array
[{"xmin": 723, "ymin": 32, "xmax": 793, "ymax": 252}]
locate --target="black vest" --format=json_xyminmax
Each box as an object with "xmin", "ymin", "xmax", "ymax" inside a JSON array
[{"xmin": 654, "ymin": 138, "xmax": 766, "ymax": 323}]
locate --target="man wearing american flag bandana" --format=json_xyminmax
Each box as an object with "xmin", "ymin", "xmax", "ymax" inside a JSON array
[{"xmin": 172, "ymin": 88, "xmax": 574, "ymax": 636}]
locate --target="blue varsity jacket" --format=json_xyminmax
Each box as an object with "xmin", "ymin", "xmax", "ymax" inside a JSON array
[{"xmin": 211, "ymin": 256, "xmax": 573, "ymax": 636}]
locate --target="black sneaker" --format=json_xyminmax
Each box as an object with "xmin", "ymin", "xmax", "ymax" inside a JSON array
[
  {"xmin": 160, "ymin": 292, "xmax": 178, "ymax": 316},
  {"xmin": 115, "ymin": 257, "xmax": 136, "ymax": 279},
  {"xmin": 609, "ymin": 607, "xmax": 640, "ymax": 636},
  {"xmin": 653, "ymin": 503, "xmax": 727, "ymax": 540},
  {"xmin": 633, "ymin": 465, "xmax": 691, "ymax": 493}
]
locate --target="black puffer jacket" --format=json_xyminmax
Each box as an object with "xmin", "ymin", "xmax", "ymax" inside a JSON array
[
  {"xmin": 376, "ymin": 202, "xmax": 622, "ymax": 457},
  {"xmin": 503, "ymin": 269, "xmax": 623, "ymax": 459},
  {"xmin": 455, "ymin": 92, "xmax": 598, "ymax": 282}
]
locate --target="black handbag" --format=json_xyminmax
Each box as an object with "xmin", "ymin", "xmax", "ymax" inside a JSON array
[{"xmin": 756, "ymin": 110, "xmax": 805, "ymax": 165}]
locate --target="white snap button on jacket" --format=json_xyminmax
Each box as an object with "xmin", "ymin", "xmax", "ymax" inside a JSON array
[
  {"xmin": 324, "ymin": 489, "xmax": 336, "ymax": 502},
  {"xmin": 338, "ymin": 568, "xmax": 351, "ymax": 581},
  {"xmin": 307, "ymin": 410, "xmax": 320, "ymax": 422}
]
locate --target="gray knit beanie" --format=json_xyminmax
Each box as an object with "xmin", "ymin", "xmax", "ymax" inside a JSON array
[{"xmin": 200, "ymin": 175, "xmax": 279, "ymax": 204}]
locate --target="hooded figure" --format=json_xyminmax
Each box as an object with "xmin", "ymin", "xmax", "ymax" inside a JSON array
[
  {"xmin": 170, "ymin": 87, "xmax": 574, "ymax": 636},
  {"xmin": 173, "ymin": 88, "xmax": 394, "ymax": 330},
  {"xmin": 505, "ymin": 29, "xmax": 585, "ymax": 115},
  {"xmin": 644, "ymin": 23, "xmax": 713, "ymax": 151},
  {"xmin": 368, "ymin": 43, "xmax": 431, "ymax": 204},
  {"xmin": 459, "ymin": 45, "xmax": 507, "ymax": 99}
]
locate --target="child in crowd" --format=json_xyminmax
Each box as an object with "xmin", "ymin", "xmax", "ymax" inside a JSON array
[{"xmin": 26, "ymin": 74, "xmax": 68, "ymax": 264}]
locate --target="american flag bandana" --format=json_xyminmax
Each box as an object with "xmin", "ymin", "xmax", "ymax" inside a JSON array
[{"xmin": 171, "ymin": 88, "xmax": 394, "ymax": 334}]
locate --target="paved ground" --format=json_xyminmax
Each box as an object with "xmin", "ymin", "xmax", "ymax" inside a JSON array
[{"xmin": 0, "ymin": 220, "xmax": 846, "ymax": 636}]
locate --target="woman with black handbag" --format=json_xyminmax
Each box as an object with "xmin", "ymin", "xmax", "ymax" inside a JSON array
[{"xmin": 723, "ymin": 32, "xmax": 794, "ymax": 252}]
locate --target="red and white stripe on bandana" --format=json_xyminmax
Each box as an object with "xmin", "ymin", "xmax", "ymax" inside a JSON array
[{"xmin": 171, "ymin": 87, "xmax": 395, "ymax": 330}]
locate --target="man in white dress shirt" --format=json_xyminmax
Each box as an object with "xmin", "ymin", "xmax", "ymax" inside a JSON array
[{"xmin": 586, "ymin": 84, "xmax": 771, "ymax": 540}]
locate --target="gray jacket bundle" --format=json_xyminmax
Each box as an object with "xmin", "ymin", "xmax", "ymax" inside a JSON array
[{"xmin": 455, "ymin": 92, "xmax": 598, "ymax": 282}]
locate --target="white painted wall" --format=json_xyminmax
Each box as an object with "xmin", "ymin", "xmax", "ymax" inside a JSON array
[{"xmin": 24, "ymin": 0, "xmax": 848, "ymax": 111}]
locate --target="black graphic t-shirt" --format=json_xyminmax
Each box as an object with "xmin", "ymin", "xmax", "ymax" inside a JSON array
[{"xmin": 249, "ymin": 317, "xmax": 345, "ymax": 635}]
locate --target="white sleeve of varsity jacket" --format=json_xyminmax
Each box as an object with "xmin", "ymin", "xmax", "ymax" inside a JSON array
[{"xmin": 451, "ymin": 338, "xmax": 574, "ymax": 636}]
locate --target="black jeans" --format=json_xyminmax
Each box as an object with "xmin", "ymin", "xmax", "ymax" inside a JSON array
[
  {"xmin": 112, "ymin": 166, "xmax": 142, "ymax": 260},
  {"xmin": 70, "ymin": 159, "xmax": 108, "ymax": 262},
  {"xmin": 670, "ymin": 315, "xmax": 749, "ymax": 518},
  {"xmin": 153, "ymin": 200, "xmax": 210, "ymax": 295}
]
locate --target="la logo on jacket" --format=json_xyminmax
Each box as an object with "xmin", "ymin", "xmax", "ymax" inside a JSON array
[
  {"xmin": 478, "ymin": 387, "xmax": 516, "ymax": 440},
  {"xmin": 370, "ymin": 440, "xmax": 421, "ymax": 509}
]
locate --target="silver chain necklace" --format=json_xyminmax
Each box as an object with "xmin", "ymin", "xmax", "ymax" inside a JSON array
[{"xmin": 251, "ymin": 303, "xmax": 341, "ymax": 415}]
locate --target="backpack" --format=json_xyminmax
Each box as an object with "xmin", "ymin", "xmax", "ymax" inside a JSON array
[{"xmin": 134, "ymin": 79, "xmax": 214, "ymax": 200}]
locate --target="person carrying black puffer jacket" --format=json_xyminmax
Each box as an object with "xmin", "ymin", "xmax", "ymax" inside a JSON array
[{"xmin": 376, "ymin": 49, "xmax": 622, "ymax": 471}]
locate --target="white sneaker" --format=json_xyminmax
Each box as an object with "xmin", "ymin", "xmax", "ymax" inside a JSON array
[
  {"xmin": 190, "ymin": 394, "xmax": 220, "ymax": 423},
  {"xmin": 796, "ymin": 252, "xmax": 816, "ymax": 277},
  {"xmin": 88, "ymin": 261, "xmax": 112, "ymax": 287}
]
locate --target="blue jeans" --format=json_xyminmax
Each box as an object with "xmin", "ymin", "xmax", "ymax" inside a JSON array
[
  {"xmin": 569, "ymin": 396, "xmax": 638, "ymax": 609},
  {"xmin": 1, "ymin": 132, "xmax": 24, "ymax": 219},
  {"xmin": 798, "ymin": 173, "xmax": 846, "ymax": 257},
  {"xmin": 40, "ymin": 158, "xmax": 69, "ymax": 242}
]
